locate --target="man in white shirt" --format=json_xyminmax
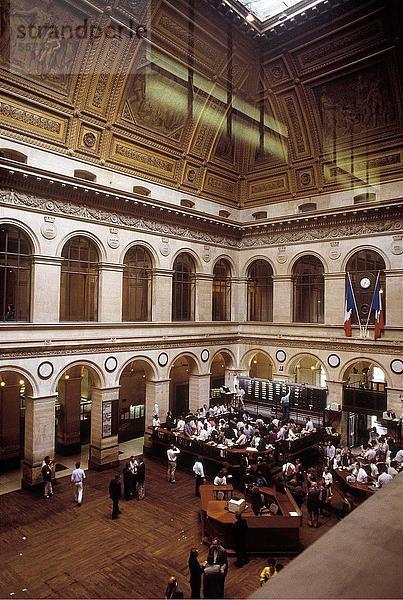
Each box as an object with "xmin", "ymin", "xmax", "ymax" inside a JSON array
[
  {"xmin": 325, "ymin": 442, "xmax": 336, "ymax": 467},
  {"xmin": 214, "ymin": 469, "xmax": 227, "ymax": 485},
  {"xmin": 378, "ymin": 471, "xmax": 393, "ymax": 487},
  {"xmin": 192, "ymin": 457, "xmax": 206, "ymax": 496},
  {"xmin": 322, "ymin": 466, "xmax": 333, "ymax": 497},
  {"xmin": 167, "ymin": 444, "xmax": 180, "ymax": 483},
  {"xmin": 280, "ymin": 388, "xmax": 290, "ymax": 421},
  {"xmin": 394, "ymin": 449, "xmax": 403, "ymax": 464},
  {"xmin": 71, "ymin": 461, "xmax": 86, "ymax": 506},
  {"xmin": 356, "ymin": 466, "xmax": 368, "ymax": 483},
  {"xmin": 303, "ymin": 418, "xmax": 315, "ymax": 434},
  {"xmin": 176, "ymin": 417, "xmax": 185, "ymax": 432},
  {"xmin": 235, "ymin": 427, "xmax": 247, "ymax": 446}
]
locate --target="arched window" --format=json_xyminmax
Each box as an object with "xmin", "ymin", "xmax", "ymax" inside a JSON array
[
  {"xmin": 60, "ymin": 236, "xmax": 99, "ymax": 321},
  {"xmin": 0, "ymin": 225, "xmax": 32, "ymax": 321},
  {"xmin": 213, "ymin": 259, "xmax": 231, "ymax": 321},
  {"xmin": 122, "ymin": 246, "xmax": 152, "ymax": 321},
  {"xmin": 293, "ymin": 255, "xmax": 324, "ymax": 323},
  {"xmin": 346, "ymin": 250, "xmax": 386, "ymax": 325},
  {"xmin": 172, "ymin": 253, "xmax": 195, "ymax": 321},
  {"xmin": 247, "ymin": 260, "xmax": 273, "ymax": 321}
]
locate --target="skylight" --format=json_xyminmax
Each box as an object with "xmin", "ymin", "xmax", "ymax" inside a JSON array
[{"xmin": 236, "ymin": 0, "xmax": 315, "ymax": 22}]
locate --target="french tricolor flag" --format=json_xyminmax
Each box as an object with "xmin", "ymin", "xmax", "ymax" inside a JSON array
[
  {"xmin": 373, "ymin": 278, "xmax": 384, "ymax": 340},
  {"xmin": 344, "ymin": 275, "xmax": 355, "ymax": 337}
]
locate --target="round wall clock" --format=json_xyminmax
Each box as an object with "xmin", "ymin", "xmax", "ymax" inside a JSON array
[
  {"xmin": 104, "ymin": 356, "xmax": 118, "ymax": 373},
  {"xmin": 158, "ymin": 352, "xmax": 169, "ymax": 367},
  {"xmin": 37, "ymin": 361, "xmax": 54, "ymax": 380},
  {"xmin": 360, "ymin": 277, "xmax": 371, "ymax": 289},
  {"xmin": 390, "ymin": 359, "xmax": 403, "ymax": 375},
  {"xmin": 276, "ymin": 350, "xmax": 286, "ymax": 363},
  {"xmin": 201, "ymin": 349, "xmax": 210, "ymax": 362},
  {"xmin": 327, "ymin": 354, "xmax": 341, "ymax": 368}
]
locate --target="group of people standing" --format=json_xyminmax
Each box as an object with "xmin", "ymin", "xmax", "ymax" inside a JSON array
[{"xmin": 122, "ymin": 455, "xmax": 146, "ymax": 500}]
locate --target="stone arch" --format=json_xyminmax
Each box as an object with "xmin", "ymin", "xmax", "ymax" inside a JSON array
[
  {"xmin": 341, "ymin": 356, "xmax": 389, "ymax": 387},
  {"xmin": 240, "ymin": 348, "xmax": 274, "ymax": 371},
  {"xmin": 116, "ymin": 355, "xmax": 158, "ymax": 384},
  {"xmin": 0, "ymin": 366, "xmax": 36, "ymax": 396},
  {"xmin": 212, "ymin": 255, "xmax": 237, "ymax": 276},
  {"xmin": 288, "ymin": 250, "xmax": 328, "ymax": 275},
  {"xmin": 287, "ymin": 353, "xmax": 328, "ymax": 387},
  {"xmin": 242, "ymin": 255, "xmax": 276, "ymax": 278},
  {"xmin": 56, "ymin": 230, "xmax": 106, "ymax": 262},
  {"xmin": 0, "ymin": 218, "xmax": 40, "ymax": 255},
  {"xmin": 342, "ymin": 245, "xmax": 390, "ymax": 271},
  {"xmin": 51, "ymin": 360, "xmax": 105, "ymax": 395},
  {"xmin": 170, "ymin": 247, "xmax": 202, "ymax": 272},
  {"xmin": 119, "ymin": 240, "xmax": 159, "ymax": 268}
]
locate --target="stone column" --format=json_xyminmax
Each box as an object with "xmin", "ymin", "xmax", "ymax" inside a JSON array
[
  {"xmin": 89, "ymin": 386, "xmax": 120, "ymax": 471},
  {"xmin": 152, "ymin": 269, "xmax": 173, "ymax": 322},
  {"xmin": 225, "ymin": 369, "xmax": 248, "ymax": 389},
  {"xmin": 31, "ymin": 256, "xmax": 62, "ymax": 322},
  {"xmin": 195, "ymin": 274, "xmax": 213, "ymax": 321},
  {"xmin": 145, "ymin": 379, "xmax": 170, "ymax": 428},
  {"xmin": 273, "ymin": 275, "xmax": 292, "ymax": 323},
  {"xmin": 189, "ymin": 374, "xmax": 211, "ymax": 413},
  {"xmin": 324, "ymin": 273, "xmax": 345, "ymax": 326},
  {"xmin": 56, "ymin": 366, "xmax": 81, "ymax": 455},
  {"xmin": 98, "ymin": 263, "xmax": 124, "ymax": 322},
  {"xmin": 0, "ymin": 376, "xmax": 21, "ymax": 469},
  {"xmin": 22, "ymin": 394, "xmax": 56, "ymax": 489},
  {"xmin": 387, "ymin": 387, "xmax": 403, "ymax": 415},
  {"xmin": 231, "ymin": 278, "xmax": 247, "ymax": 323},
  {"xmin": 385, "ymin": 270, "xmax": 403, "ymax": 328}
]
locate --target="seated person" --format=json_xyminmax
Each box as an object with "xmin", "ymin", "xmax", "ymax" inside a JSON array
[
  {"xmin": 388, "ymin": 461, "xmax": 399, "ymax": 477},
  {"xmin": 152, "ymin": 414, "xmax": 161, "ymax": 429},
  {"xmin": 347, "ymin": 461, "xmax": 368, "ymax": 484},
  {"xmin": 165, "ymin": 411, "xmax": 176, "ymax": 430},
  {"xmin": 282, "ymin": 461, "xmax": 296, "ymax": 479},
  {"xmin": 213, "ymin": 469, "xmax": 227, "ymax": 486},
  {"xmin": 394, "ymin": 448, "xmax": 403, "ymax": 464},
  {"xmin": 302, "ymin": 417, "xmax": 315, "ymax": 434},
  {"xmin": 183, "ymin": 419, "xmax": 196, "ymax": 437},
  {"xmin": 197, "ymin": 423, "xmax": 210, "ymax": 442},
  {"xmin": 287, "ymin": 479, "xmax": 306, "ymax": 508},
  {"xmin": 176, "ymin": 416, "xmax": 185, "ymax": 432},
  {"xmin": 287, "ymin": 424, "xmax": 298, "ymax": 440},
  {"xmin": 234, "ymin": 427, "xmax": 247, "ymax": 447},
  {"xmin": 377, "ymin": 463, "xmax": 394, "ymax": 487}
]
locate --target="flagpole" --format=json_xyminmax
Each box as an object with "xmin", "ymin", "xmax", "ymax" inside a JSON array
[
  {"xmin": 348, "ymin": 272, "xmax": 362, "ymax": 337},
  {"xmin": 363, "ymin": 271, "xmax": 380, "ymax": 337}
]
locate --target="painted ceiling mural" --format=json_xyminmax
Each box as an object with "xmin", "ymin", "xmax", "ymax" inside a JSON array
[{"xmin": 0, "ymin": 0, "xmax": 401, "ymax": 207}]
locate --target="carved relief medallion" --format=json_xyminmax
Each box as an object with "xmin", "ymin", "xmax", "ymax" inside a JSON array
[
  {"xmin": 202, "ymin": 245, "xmax": 211, "ymax": 263},
  {"xmin": 160, "ymin": 238, "xmax": 170, "ymax": 256},
  {"xmin": 107, "ymin": 228, "xmax": 120, "ymax": 249},
  {"xmin": 328, "ymin": 241, "xmax": 341, "ymax": 260},
  {"xmin": 40, "ymin": 217, "xmax": 57, "ymax": 240},
  {"xmin": 391, "ymin": 235, "xmax": 402, "ymax": 255}
]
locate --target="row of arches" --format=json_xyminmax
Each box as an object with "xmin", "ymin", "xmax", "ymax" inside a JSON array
[
  {"xmin": 0, "ymin": 351, "xmax": 388, "ymax": 463},
  {"xmin": 1, "ymin": 224, "xmax": 387, "ymax": 323}
]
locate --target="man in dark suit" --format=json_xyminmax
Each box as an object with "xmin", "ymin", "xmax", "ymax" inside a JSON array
[
  {"xmin": 206, "ymin": 537, "xmax": 228, "ymax": 598},
  {"xmin": 233, "ymin": 512, "xmax": 249, "ymax": 567},
  {"xmin": 109, "ymin": 473, "xmax": 122, "ymax": 519}
]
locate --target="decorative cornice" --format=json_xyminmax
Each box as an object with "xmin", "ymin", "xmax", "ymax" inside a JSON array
[
  {"xmin": 0, "ymin": 174, "xmax": 401, "ymax": 251},
  {"xmin": 0, "ymin": 332, "xmax": 400, "ymax": 362}
]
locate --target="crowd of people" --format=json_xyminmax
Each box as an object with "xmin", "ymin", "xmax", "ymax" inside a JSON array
[{"xmin": 157, "ymin": 403, "xmax": 319, "ymax": 454}]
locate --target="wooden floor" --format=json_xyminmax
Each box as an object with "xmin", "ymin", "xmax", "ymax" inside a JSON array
[{"xmin": 0, "ymin": 458, "xmax": 341, "ymax": 599}]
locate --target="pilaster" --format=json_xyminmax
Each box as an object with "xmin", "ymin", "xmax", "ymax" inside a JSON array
[
  {"xmin": 89, "ymin": 386, "xmax": 120, "ymax": 471},
  {"xmin": 22, "ymin": 394, "xmax": 56, "ymax": 489}
]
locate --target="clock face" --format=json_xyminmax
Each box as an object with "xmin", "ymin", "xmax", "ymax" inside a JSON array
[{"xmin": 360, "ymin": 277, "xmax": 371, "ymax": 289}]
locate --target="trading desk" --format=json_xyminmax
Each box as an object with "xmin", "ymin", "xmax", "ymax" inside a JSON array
[
  {"xmin": 200, "ymin": 484, "xmax": 302, "ymax": 554},
  {"xmin": 333, "ymin": 467, "xmax": 374, "ymax": 498}
]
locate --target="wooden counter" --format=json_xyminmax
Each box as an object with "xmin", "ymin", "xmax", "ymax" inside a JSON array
[
  {"xmin": 200, "ymin": 484, "xmax": 302, "ymax": 554},
  {"xmin": 333, "ymin": 467, "xmax": 374, "ymax": 498}
]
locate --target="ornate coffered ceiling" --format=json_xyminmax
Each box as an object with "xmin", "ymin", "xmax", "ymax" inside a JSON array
[{"xmin": 0, "ymin": 0, "xmax": 401, "ymax": 207}]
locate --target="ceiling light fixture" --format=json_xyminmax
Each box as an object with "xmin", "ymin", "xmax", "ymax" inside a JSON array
[{"xmin": 245, "ymin": 13, "xmax": 254, "ymax": 22}]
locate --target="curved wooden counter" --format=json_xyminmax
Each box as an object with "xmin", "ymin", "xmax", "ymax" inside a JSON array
[
  {"xmin": 333, "ymin": 467, "xmax": 375, "ymax": 498},
  {"xmin": 200, "ymin": 484, "xmax": 302, "ymax": 554}
]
